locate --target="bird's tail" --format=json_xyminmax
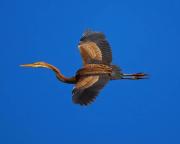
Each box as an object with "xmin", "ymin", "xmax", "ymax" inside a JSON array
[{"xmin": 110, "ymin": 65, "xmax": 122, "ymax": 80}]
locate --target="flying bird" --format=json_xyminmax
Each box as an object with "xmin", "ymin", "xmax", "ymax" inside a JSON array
[{"xmin": 21, "ymin": 30, "xmax": 148, "ymax": 105}]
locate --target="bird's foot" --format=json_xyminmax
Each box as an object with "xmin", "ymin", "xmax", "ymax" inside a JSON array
[
  {"xmin": 122, "ymin": 73, "xmax": 148, "ymax": 80},
  {"xmin": 131, "ymin": 73, "xmax": 148, "ymax": 80}
]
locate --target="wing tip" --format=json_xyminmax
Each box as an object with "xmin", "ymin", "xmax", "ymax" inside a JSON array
[
  {"xmin": 72, "ymin": 88, "xmax": 97, "ymax": 106},
  {"xmin": 82, "ymin": 29, "xmax": 105, "ymax": 39}
]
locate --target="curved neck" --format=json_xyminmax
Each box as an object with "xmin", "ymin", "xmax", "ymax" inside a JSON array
[{"xmin": 44, "ymin": 63, "xmax": 76, "ymax": 84}]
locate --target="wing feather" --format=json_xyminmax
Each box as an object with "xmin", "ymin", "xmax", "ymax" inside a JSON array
[
  {"xmin": 78, "ymin": 42, "xmax": 102, "ymax": 65},
  {"xmin": 78, "ymin": 30, "xmax": 112, "ymax": 65},
  {"xmin": 72, "ymin": 75, "xmax": 110, "ymax": 105}
]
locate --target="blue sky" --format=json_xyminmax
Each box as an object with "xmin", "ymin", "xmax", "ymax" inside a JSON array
[{"xmin": 0, "ymin": 0, "xmax": 180, "ymax": 144}]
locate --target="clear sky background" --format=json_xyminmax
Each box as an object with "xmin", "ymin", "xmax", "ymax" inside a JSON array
[{"xmin": 0, "ymin": 0, "xmax": 180, "ymax": 144}]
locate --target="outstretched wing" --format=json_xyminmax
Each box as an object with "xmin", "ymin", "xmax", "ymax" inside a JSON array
[
  {"xmin": 72, "ymin": 75, "xmax": 110, "ymax": 105},
  {"xmin": 78, "ymin": 30, "xmax": 112, "ymax": 65}
]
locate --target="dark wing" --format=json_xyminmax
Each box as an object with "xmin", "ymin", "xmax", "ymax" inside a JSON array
[
  {"xmin": 78, "ymin": 30, "xmax": 112, "ymax": 65},
  {"xmin": 72, "ymin": 75, "xmax": 110, "ymax": 105}
]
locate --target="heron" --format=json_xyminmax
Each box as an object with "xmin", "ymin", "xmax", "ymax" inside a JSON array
[{"xmin": 21, "ymin": 30, "xmax": 148, "ymax": 105}]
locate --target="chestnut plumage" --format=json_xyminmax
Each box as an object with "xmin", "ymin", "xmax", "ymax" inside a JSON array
[{"xmin": 21, "ymin": 30, "xmax": 148, "ymax": 105}]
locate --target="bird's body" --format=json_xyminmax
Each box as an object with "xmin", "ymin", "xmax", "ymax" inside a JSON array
[
  {"xmin": 21, "ymin": 30, "xmax": 147, "ymax": 105},
  {"xmin": 76, "ymin": 64, "xmax": 112, "ymax": 77}
]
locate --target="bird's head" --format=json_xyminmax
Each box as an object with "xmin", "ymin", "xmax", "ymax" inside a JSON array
[{"xmin": 20, "ymin": 61, "xmax": 50, "ymax": 69}]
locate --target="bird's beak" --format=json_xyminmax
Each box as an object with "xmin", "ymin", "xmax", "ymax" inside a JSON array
[{"xmin": 20, "ymin": 63, "xmax": 35, "ymax": 67}]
